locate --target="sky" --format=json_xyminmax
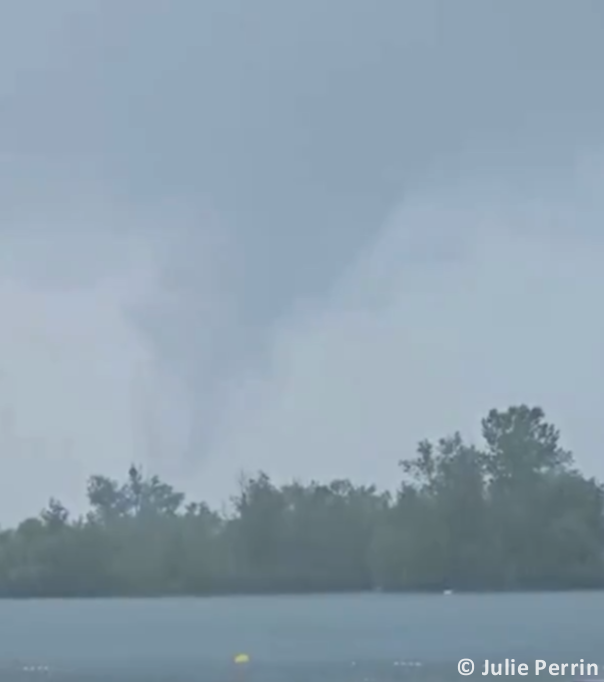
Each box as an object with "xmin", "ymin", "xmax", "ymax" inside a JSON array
[{"xmin": 0, "ymin": 1, "xmax": 603, "ymax": 523}]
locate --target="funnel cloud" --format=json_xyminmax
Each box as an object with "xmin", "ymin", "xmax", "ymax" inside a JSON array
[{"xmin": 0, "ymin": 1, "xmax": 603, "ymax": 523}]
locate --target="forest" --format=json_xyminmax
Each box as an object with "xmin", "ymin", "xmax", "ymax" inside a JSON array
[{"xmin": 0, "ymin": 404, "xmax": 602, "ymax": 597}]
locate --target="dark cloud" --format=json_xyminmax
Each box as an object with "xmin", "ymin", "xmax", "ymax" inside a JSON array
[{"xmin": 0, "ymin": 0, "xmax": 603, "ymax": 520}]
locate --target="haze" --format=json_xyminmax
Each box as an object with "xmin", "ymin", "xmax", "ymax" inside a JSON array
[{"xmin": 0, "ymin": 0, "xmax": 603, "ymax": 524}]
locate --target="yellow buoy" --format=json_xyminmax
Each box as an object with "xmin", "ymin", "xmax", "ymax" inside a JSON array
[{"xmin": 233, "ymin": 654, "xmax": 250, "ymax": 664}]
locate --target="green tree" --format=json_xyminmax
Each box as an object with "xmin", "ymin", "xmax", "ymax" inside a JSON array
[{"xmin": 0, "ymin": 404, "xmax": 600, "ymax": 596}]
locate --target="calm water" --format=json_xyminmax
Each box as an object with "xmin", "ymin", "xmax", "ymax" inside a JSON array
[{"xmin": 0, "ymin": 592, "xmax": 600, "ymax": 682}]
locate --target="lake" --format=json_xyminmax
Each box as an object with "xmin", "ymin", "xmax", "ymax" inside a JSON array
[{"xmin": 0, "ymin": 592, "xmax": 600, "ymax": 681}]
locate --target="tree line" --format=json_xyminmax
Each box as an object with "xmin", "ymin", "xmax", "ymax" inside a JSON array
[{"xmin": 0, "ymin": 404, "xmax": 602, "ymax": 597}]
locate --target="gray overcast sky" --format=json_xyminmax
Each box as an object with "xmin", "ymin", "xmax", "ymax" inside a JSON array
[{"xmin": 0, "ymin": 0, "xmax": 603, "ymax": 523}]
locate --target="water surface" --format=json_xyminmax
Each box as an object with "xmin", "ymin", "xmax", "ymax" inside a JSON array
[{"xmin": 0, "ymin": 592, "xmax": 599, "ymax": 681}]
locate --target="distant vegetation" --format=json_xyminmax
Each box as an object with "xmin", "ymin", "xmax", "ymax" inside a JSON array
[{"xmin": 0, "ymin": 405, "xmax": 602, "ymax": 597}]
